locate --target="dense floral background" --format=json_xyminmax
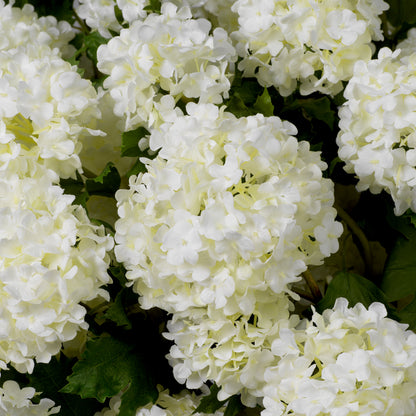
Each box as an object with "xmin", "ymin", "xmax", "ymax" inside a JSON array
[{"xmin": 1, "ymin": 0, "xmax": 416, "ymax": 415}]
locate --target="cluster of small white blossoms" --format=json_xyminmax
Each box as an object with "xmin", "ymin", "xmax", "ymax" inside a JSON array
[
  {"xmin": 0, "ymin": 158, "xmax": 113, "ymax": 372},
  {"xmin": 168, "ymin": 0, "xmax": 238, "ymax": 32},
  {"xmin": 115, "ymin": 102, "xmax": 342, "ymax": 402},
  {"xmin": 0, "ymin": 380, "xmax": 59, "ymax": 415},
  {"xmin": 74, "ymin": 0, "xmax": 237, "ymax": 38},
  {"xmin": 74, "ymin": 0, "xmax": 150, "ymax": 38},
  {"xmin": 115, "ymin": 103, "xmax": 342, "ymax": 316},
  {"xmin": 0, "ymin": 0, "xmax": 106, "ymax": 180},
  {"xmin": 0, "ymin": 43, "xmax": 102, "ymax": 178},
  {"xmin": 261, "ymin": 298, "xmax": 416, "ymax": 416},
  {"xmin": 231, "ymin": 0, "xmax": 389, "ymax": 96},
  {"xmin": 0, "ymin": 0, "xmax": 75, "ymax": 58},
  {"xmin": 97, "ymin": 2, "xmax": 237, "ymax": 130},
  {"xmin": 165, "ymin": 293, "xmax": 299, "ymax": 406},
  {"xmin": 0, "ymin": 3, "xmax": 114, "ymax": 373},
  {"xmin": 337, "ymin": 39, "xmax": 416, "ymax": 215},
  {"xmin": 94, "ymin": 387, "xmax": 226, "ymax": 416}
]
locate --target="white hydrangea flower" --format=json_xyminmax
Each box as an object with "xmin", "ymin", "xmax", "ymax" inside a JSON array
[
  {"xmin": 168, "ymin": 0, "xmax": 238, "ymax": 32},
  {"xmin": 165, "ymin": 294, "xmax": 299, "ymax": 406},
  {"xmin": 97, "ymin": 3, "xmax": 237, "ymax": 130},
  {"xmin": 396, "ymin": 28, "xmax": 416, "ymax": 58},
  {"xmin": 116, "ymin": 0, "xmax": 150, "ymax": 24},
  {"xmin": 0, "ymin": 380, "xmax": 59, "ymax": 415},
  {"xmin": 337, "ymin": 46, "xmax": 416, "ymax": 215},
  {"xmin": 94, "ymin": 387, "xmax": 226, "ymax": 416},
  {"xmin": 75, "ymin": 0, "xmax": 123, "ymax": 38},
  {"xmin": 262, "ymin": 298, "xmax": 416, "ymax": 416},
  {"xmin": 115, "ymin": 103, "xmax": 342, "ymax": 316},
  {"xmin": 0, "ymin": 0, "xmax": 75, "ymax": 58},
  {"xmin": 0, "ymin": 162, "xmax": 113, "ymax": 373},
  {"xmin": 75, "ymin": 0, "xmax": 153, "ymax": 38},
  {"xmin": 0, "ymin": 44, "xmax": 102, "ymax": 178},
  {"xmin": 231, "ymin": 0, "xmax": 389, "ymax": 96}
]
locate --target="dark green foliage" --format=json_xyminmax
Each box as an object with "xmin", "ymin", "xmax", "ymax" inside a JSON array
[
  {"xmin": 84, "ymin": 32, "xmax": 108, "ymax": 65},
  {"xmin": 29, "ymin": 356, "xmax": 102, "ymax": 416},
  {"xmin": 382, "ymin": 230, "xmax": 416, "ymax": 301},
  {"xmin": 224, "ymin": 395, "xmax": 244, "ymax": 416},
  {"xmin": 121, "ymin": 127, "xmax": 150, "ymax": 157},
  {"xmin": 143, "ymin": 0, "xmax": 162, "ymax": 13},
  {"xmin": 193, "ymin": 384, "xmax": 227, "ymax": 414},
  {"xmin": 86, "ymin": 162, "xmax": 121, "ymax": 198},
  {"xmin": 61, "ymin": 335, "xmax": 158, "ymax": 414},
  {"xmin": 11, "ymin": 0, "xmax": 74, "ymax": 22},
  {"xmin": 317, "ymin": 271, "xmax": 392, "ymax": 313},
  {"xmin": 104, "ymin": 289, "xmax": 132, "ymax": 329}
]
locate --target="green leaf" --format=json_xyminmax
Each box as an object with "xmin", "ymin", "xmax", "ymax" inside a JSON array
[
  {"xmin": 224, "ymin": 395, "xmax": 244, "ymax": 416},
  {"xmin": 225, "ymin": 71, "xmax": 265, "ymax": 118},
  {"xmin": 253, "ymin": 88, "xmax": 274, "ymax": 116},
  {"xmin": 396, "ymin": 297, "xmax": 416, "ymax": 331},
  {"xmin": 84, "ymin": 32, "xmax": 108, "ymax": 65},
  {"xmin": 61, "ymin": 335, "xmax": 158, "ymax": 409},
  {"xmin": 194, "ymin": 384, "xmax": 226, "ymax": 414},
  {"xmin": 117, "ymin": 356, "xmax": 156, "ymax": 416},
  {"xmin": 143, "ymin": 0, "xmax": 161, "ymax": 13},
  {"xmin": 381, "ymin": 230, "xmax": 416, "ymax": 301},
  {"xmin": 29, "ymin": 356, "xmax": 101, "ymax": 416},
  {"xmin": 86, "ymin": 162, "xmax": 121, "ymax": 198},
  {"xmin": 296, "ymin": 97, "xmax": 336, "ymax": 130},
  {"xmin": 317, "ymin": 271, "xmax": 391, "ymax": 313},
  {"xmin": 126, "ymin": 158, "xmax": 147, "ymax": 177},
  {"xmin": 224, "ymin": 93, "xmax": 253, "ymax": 117},
  {"xmin": 60, "ymin": 173, "xmax": 89, "ymax": 208},
  {"xmin": 109, "ymin": 265, "xmax": 128, "ymax": 285},
  {"xmin": 121, "ymin": 127, "xmax": 151, "ymax": 157},
  {"xmin": 104, "ymin": 289, "xmax": 132, "ymax": 329},
  {"xmin": 60, "ymin": 173, "xmax": 84, "ymax": 196},
  {"xmin": 386, "ymin": 208, "xmax": 416, "ymax": 240},
  {"xmin": 385, "ymin": 0, "xmax": 416, "ymax": 26}
]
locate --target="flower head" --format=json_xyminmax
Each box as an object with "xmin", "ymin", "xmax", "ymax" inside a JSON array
[
  {"xmin": 97, "ymin": 3, "xmax": 236, "ymax": 130},
  {"xmin": 231, "ymin": 0, "xmax": 388, "ymax": 96},
  {"xmin": 115, "ymin": 103, "xmax": 342, "ymax": 316},
  {"xmin": 337, "ymin": 43, "xmax": 416, "ymax": 214}
]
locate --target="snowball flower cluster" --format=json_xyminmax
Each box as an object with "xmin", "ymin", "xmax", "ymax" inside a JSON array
[
  {"xmin": 115, "ymin": 103, "xmax": 342, "ymax": 317},
  {"xmin": 94, "ymin": 387, "xmax": 226, "ymax": 416},
  {"xmin": 0, "ymin": 46, "xmax": 102, "ymax": 178},
  {"xmin": 0, "ymin": 0, "xmax": 105, "ymax": 180},
  {"xmin": 262, "ymin": 298, "xmax": 416, "ymax": 416},
  {"xmin": 165, "ymin": 293, "xmax": 299, "ymax": 406},
  {"xmin": 231, "ymin": 0, "xmax": 388, "ymax": 96},
  {"xmin": 0, "ymin": 380, "xmax": 59, "ymax": 415},
  {"xmin": 169, "ymin": 0, "xmax": 238, "ymax": 32},
  {"xmin": 337, "ymin": 44, "xmax": 416, "ymax": 215},
  {"xmin": 97, "ymin": 3, "xmax": 237, "ymax": 130},
  {"xmin": 75, "ymin": 0, "xmax": 151, "ymax": 38},
  {"xmin": 0, "ymin": 160, "xmax": 113, "ymax": 373},
  {"xmin": 0, "ymin": 0, "xmax": 115, "ymax": 375},
  {"xmin": 0, "ymin": 0, "xmax": 75, "ymax": 58}
]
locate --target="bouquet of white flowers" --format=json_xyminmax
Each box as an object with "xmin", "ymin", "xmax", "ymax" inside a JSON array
[{"xmin": 1, "ymin": 0, "xmax": 416, "ymax": 415}]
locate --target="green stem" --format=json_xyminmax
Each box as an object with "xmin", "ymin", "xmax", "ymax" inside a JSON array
[
  {"xmin": 293, "ymin": 287, "xmax": 316, "ymax": 303},
  {"xmin": 302, "ymin": 269, "xmax": 322, "ymax": 302},
  {"xmin": 73, "ymin": 9, "xmax": 90, "ymax": 35}
]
